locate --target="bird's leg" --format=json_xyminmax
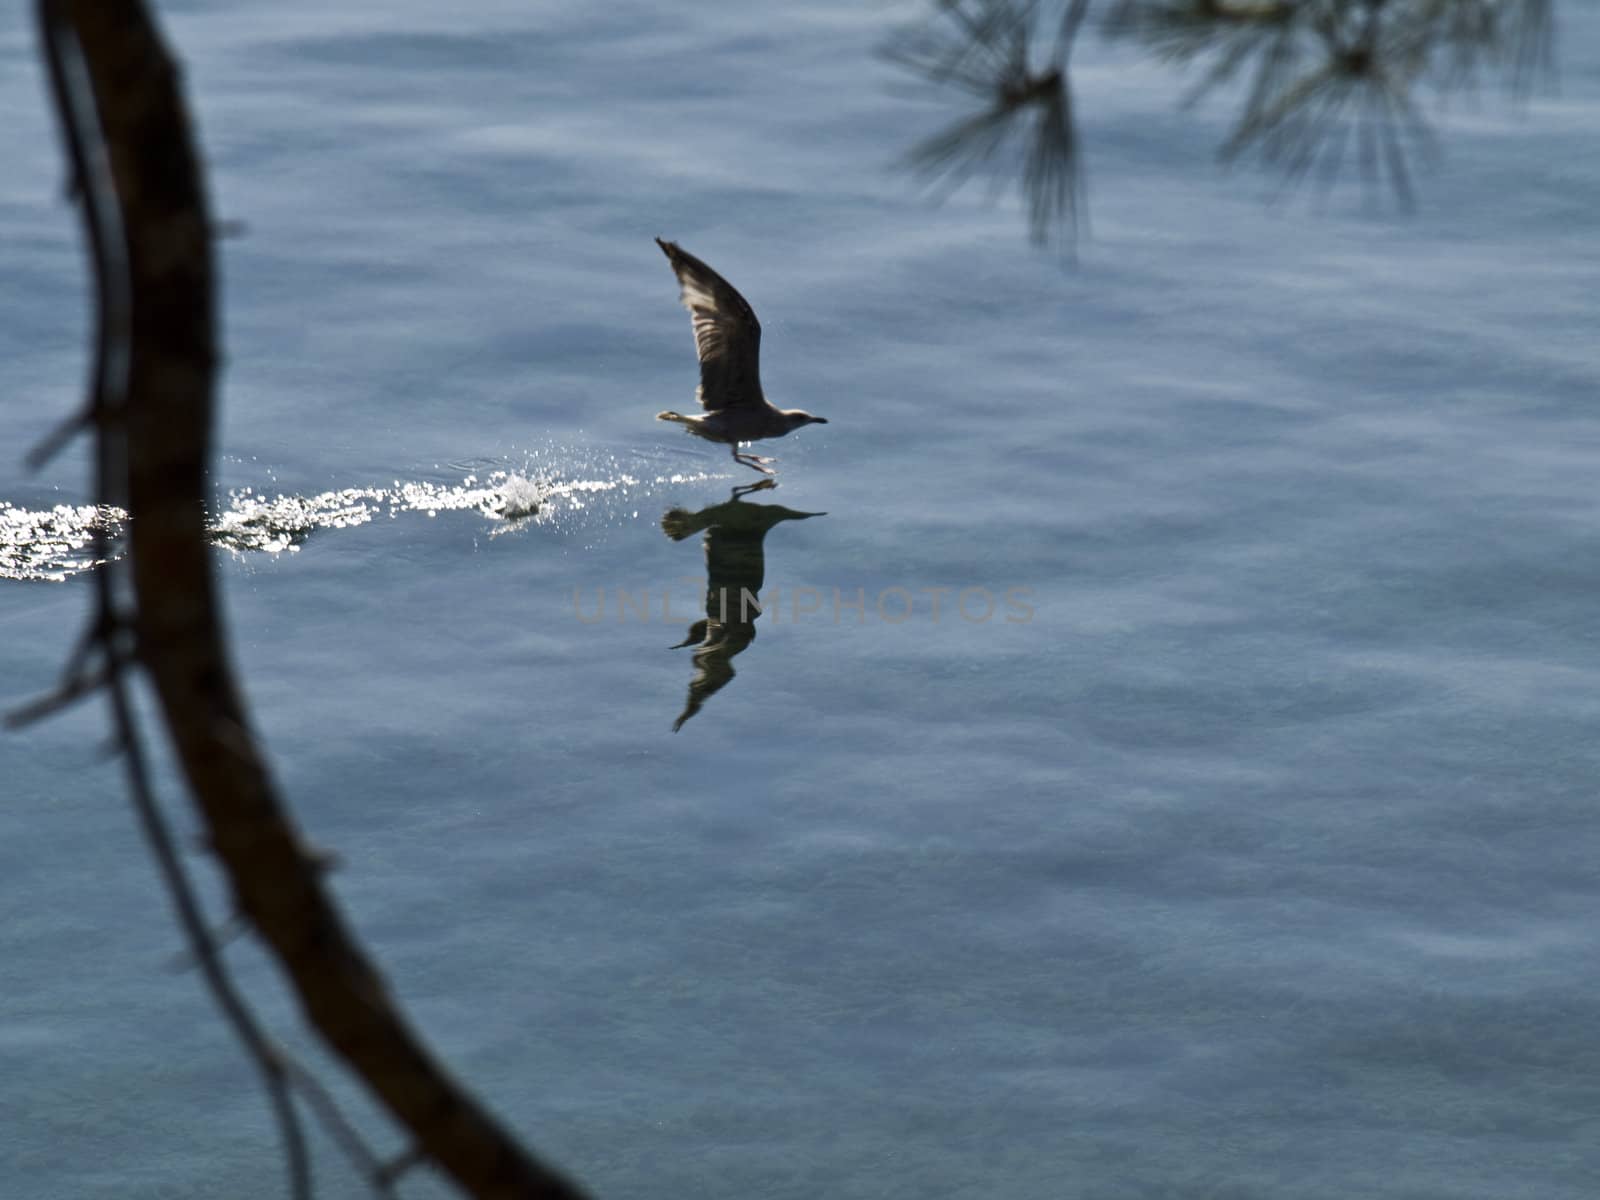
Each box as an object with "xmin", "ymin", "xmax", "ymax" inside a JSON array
[
  {"xmin": 735, "ymin": 442, "xmax": 779, "ymax": 464},
  {"xmin": 730, "ymin": 445, "xmax": 776, "ymax": 476}
]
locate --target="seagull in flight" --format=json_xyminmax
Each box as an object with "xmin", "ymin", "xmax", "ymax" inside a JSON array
[{"xmin": 655, "ymin": 238, "xmax": 828, "ymax": 474}]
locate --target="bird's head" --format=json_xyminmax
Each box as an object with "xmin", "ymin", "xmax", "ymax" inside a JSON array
[{"xmin": 783, "ymin": 410, "xmax": 829, "ymax": 432}]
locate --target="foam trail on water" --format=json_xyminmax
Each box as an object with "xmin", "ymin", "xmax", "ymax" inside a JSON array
[
  {"xmin": 1, "ymin": 501, "xmax": 124, "ymax": 583},
  {"xmin": 3, "ymin": 456, "xmax": 730, "ymax": 581}
]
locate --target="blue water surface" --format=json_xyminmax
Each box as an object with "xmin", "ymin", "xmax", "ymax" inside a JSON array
[{"xmin": 4, "ymin": 2, "xmax": 1600, "ymax": 1197}]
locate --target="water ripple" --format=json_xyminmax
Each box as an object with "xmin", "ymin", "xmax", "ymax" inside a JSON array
[{"xmin": 3, "ymin": 462, "xmax": 727, "ymax": 583}]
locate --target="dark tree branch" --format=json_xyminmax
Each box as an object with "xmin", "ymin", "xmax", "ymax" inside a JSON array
[
  {"xmin": 31, "ymin": 2, "xmax": 594, "ymax": 1196},
  {"xmin": 36, "ymin": 3, "xmax": 313, "ymax": 1194}
]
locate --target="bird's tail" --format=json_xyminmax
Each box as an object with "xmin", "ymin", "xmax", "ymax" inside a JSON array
[{"xmin": 657, "ymin": 410, "xmax": 691, "ymax": 425}]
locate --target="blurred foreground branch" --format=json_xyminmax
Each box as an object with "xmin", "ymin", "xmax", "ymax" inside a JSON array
[
  {"xmin": 22, "ymin": 2, "xmax": 592, "ymax": 1196},
  {"xmin": 887, "ymin": 0, "xmax": 1559, "ymax": 244},
  {"xmin": 883, "ymin": 0, "xmax": 1090, "ymax": 246}
]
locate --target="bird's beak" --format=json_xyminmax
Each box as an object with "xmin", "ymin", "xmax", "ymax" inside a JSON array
[{"xmin": 811, "ymin": 416, "xmax": 829, "ymax": 424}]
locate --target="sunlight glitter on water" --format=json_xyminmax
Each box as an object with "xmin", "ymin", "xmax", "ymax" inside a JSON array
[
  {"xmin": 2, "ymin": 462, "xmax": 730, "ymax": 581},
  {"xmin": 1, "ymin": 501, "xmax": 123, "ymax": 583}
]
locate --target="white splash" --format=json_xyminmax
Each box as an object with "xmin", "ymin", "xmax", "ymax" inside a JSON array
[
  {"xmin": 1, "ymin": 501, "xmax": 125, "ymax": 583},
  {"xmin": 3, "ymin": 458, "xmax": 729, "ymax": 582}
]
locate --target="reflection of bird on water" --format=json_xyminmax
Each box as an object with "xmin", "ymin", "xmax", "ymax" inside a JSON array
[
  {"xmin": 663, "ymin": 480, "xmax": 825, "ymax": 731},
  {"xmin": 654, "ymin": 238, "xmax": 828, "ymax": 475}
]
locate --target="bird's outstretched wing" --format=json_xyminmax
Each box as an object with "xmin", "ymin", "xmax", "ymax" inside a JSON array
[{"xmin": 656, "ymin": 238, "xmax": 764, "ymax": 412}]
